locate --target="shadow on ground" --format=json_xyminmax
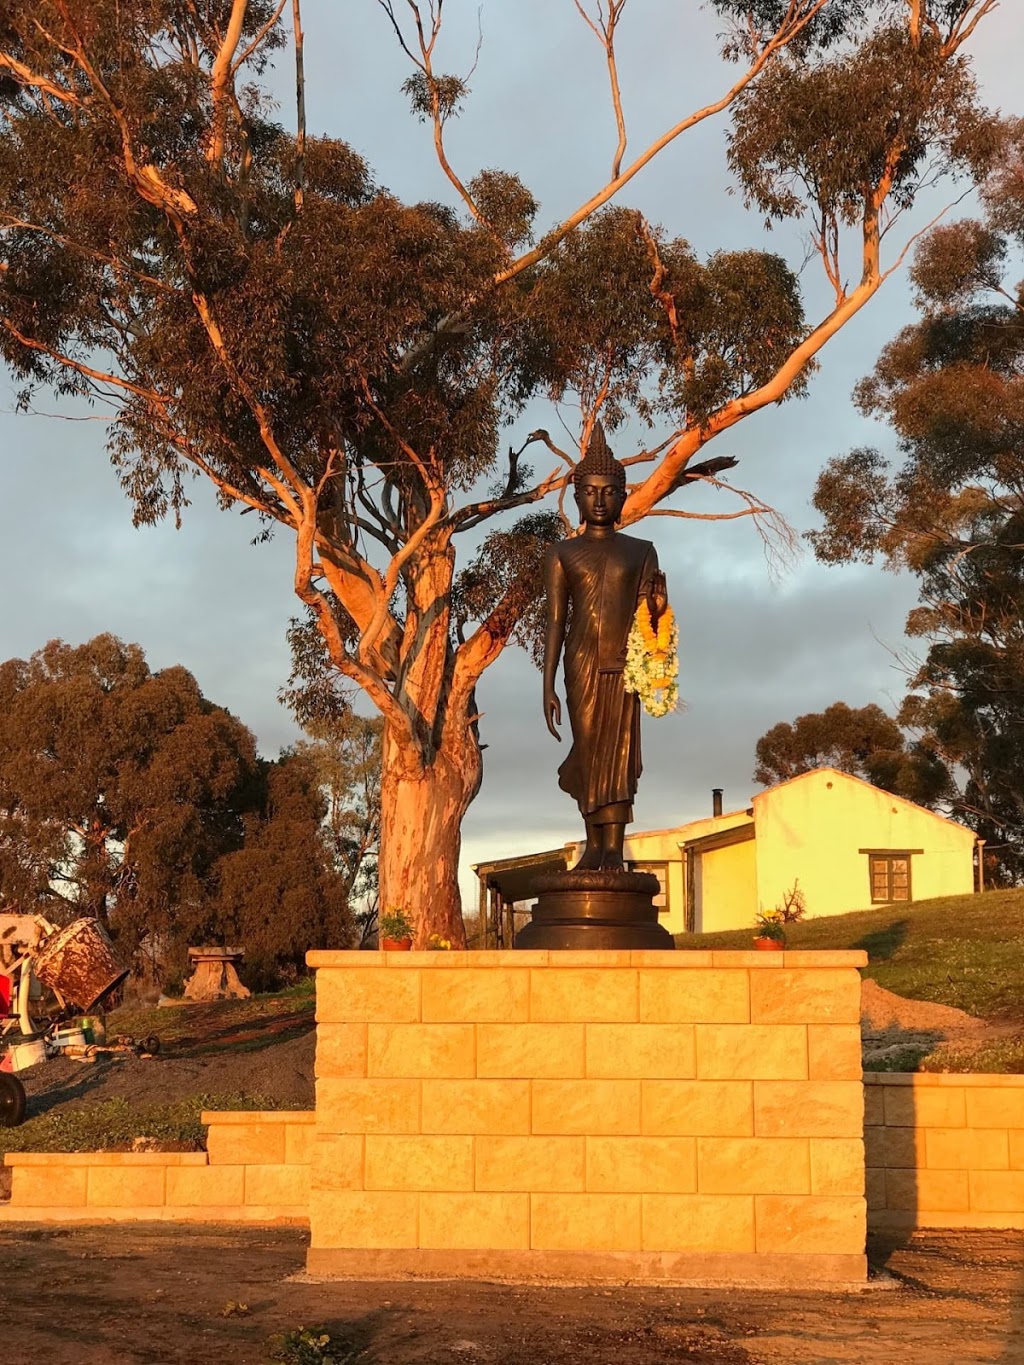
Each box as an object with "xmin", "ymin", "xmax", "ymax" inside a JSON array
[{"xmin": 1, "ymin": 1223, "xmax": 1022, "ymax": 1365}]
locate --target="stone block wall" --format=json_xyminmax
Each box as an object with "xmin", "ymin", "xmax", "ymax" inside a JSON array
[
  {"xmin": 0, "ymin": 1110, "xmax": 312, "ymax": 1222},
  {"xmin": 865, "ymin": 1073, "xmax": 1024, "ymax": 1230},
  {"xmin": 306, "ymin": 948, "xmax": 868, "ymax": 1284}
]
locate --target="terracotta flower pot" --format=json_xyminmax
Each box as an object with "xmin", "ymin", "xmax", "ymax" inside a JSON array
[
  {"xmin": 753, "ymin": 936, "xmax": 785, "ymax": 951},
  {"xmin": 381, "ymin": 936, "xmax": 413, "ymax": 951}
]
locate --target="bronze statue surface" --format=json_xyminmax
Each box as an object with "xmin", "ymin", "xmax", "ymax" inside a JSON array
[
  {"xmin": 542, "ymin": 426, "xmax": 662, "ymax": 871},
  {"xmin": 520, "ymin": 424, "xmax": 674, "ymax": 951}
]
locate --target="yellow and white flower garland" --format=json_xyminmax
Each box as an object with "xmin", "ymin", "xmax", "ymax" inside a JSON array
[{"xmin": 623, "ymin": 600, "xmax": 680, "ymax": 717}]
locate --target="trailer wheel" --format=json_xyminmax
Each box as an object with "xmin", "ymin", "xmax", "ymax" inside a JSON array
[{"xmin": 0, "ymin": 1071, "xmax": 27, "ymax": 1127}]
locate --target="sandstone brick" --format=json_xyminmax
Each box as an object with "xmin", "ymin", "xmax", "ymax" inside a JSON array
[
  {"xmin": 586, "ymin": 1137, "xmax": 696, "ymax": 1193},
  {"xmin": 386, "ymin": 952, "xmax": 468, "ymax": 969},
  {"xmin": 886, "ymin": 1168, "xmax": 969, "ymax": 1212},
  {"xmin": 367, "ymin": 1023, "xmax": 475, "ymax": 1079},
  {"xmin": 421, "ymin": 1079, "xmax": 530, "ymax": 1135},
  {"xmin": 1010, "ymin": 1131, "xmax": 1024, "ymax": 1170},
  {"xmin": 88, "ymin": 1166, "xmax": 166, "ymax": 1207},
  {"xmin": 532, "ymin": 1080, "xmax": 640, "ymax": 1135},
  {"xmin": 585, "ymin": 1023, "xmax": 695, "ymax": 1079},
  {"xmin": 755, "ymin": 1195, "xmax": 866, "ymax": 1255},
  {"xmin": 642, "ymin": 1194, "xmax": 755, "ymax": 1253},
  {"xmin": 531, "ymin": 1193, "xmax": 642, "ymax": 1251},
  {"xmin": 316, "ymin": 1023, "xmax": 368, "ymax": 1079},
  {"xmin": 884, "ymin": 1086, "xmax": 966, "ymax": 1129},
  {"xmin": 711, "ymin": 952, "xmax": 782, "ymax": 969},
  {"xmin": 865, "ymin": 1167, "xmax": 887, "ymax": 1212},
  {"xmin": 754, "ymin": 1081, "xmax": 864, "ymax": 1138},
  {"xmin": 11, "ymin": 1166, "xmax": 88, "ymax": 1207},
  {"xmin": 863, "ymin": 1086, "xmax": 885, "ymax": 1127},
  {"xmin": 863, "ymin": 1124, "xmax": 925, "ymax": 1170},
  {"xmin": 316, "ymin": 968, "xmax": 420, "ymax": 1024},
  {"xmin": 285, "ymin": 1122, "xmax": 316, "ymax": 1166},
  {"xmin": 782, "ymin": 951, "xmax": 868, "ymax": 968},
  {"xmin": 695, "ymin": 1025, "xmax": 807, "ymax": 1080},
  {"xmin": 308, "ymin": 950, "xmax": 385, "ymax": 969},
  {"xmin": 420, "ymin": 1192, "xmax": 530, "ymax": 1249},
  {"xmin": 476, "ymin": 1024, "xmax": 584, "ymax": 1079},
  {"xmin": 926, "ymin": 1127, "xmax": 1009, "ymax": 1171},
  {"xmin": 631, "ymin": 950, "xmax": 714, "ymax": 968},
  {"xmin": 969, "ymin": 1170, "xmax": 1024, "ymax": 1212},
  {"xmin": 421, "ymin": 969, "xmax": 529, "ymax": 1023},
  {"xmin": 310, "ymin": 1190, "xmax": 417, "ymax": 1248},
  {"xmin": 697, "ymin": 1137, "xmax": 809, "ymax": 1195},
  {"xmin": 966, "ymin": 1088, "xmax": 1024, "ymax": 1130},
  {"xmin": 469, "ymin": 950, "xmax": 549, "ymax": 967},
  {"xmin": 364, "ymin": 1136, "xmax": 473, "ymax": 1191},
  {"xmin": 206, "ymin": 1121, "xmax": 285, "ymax": 1167},
  {"xmin": 316, "ymin": 1078, "xmax": 420, "ymax": 1134},
  {"xmin": 166, "ymin": 1164, "xmax": 244, "ymax": 1207},
  {"xmin": 807, "ymin": 1025, "xmax": 863, "ymax": 1081},
  {"xmin": 475, "ymin": 1136, "xmax": 585, "ymax": 1193},
  {"xmin": 810, "ymin": 1139, "xmax": 865, "ymax": 1197},
  {"xmin": 529, "ymin": 968, "xmax": 638, "ymax": 1023},
  {"xmin": 749, "ymin": 969, "xmax": 861, "ymax": 1025},
  {"xmin": 245, "ymin": 1163, "xmax": 311, "ymax": 1207},
  {"xmin": 550, "ymin": 950, "xmax": 633, "ymax": 966},
  {"xmin": 639, "ymin": 969, "xmax": 749, "ymax": 1024},
  {"xmin": 6, "ymin": 1152, "xmax": 207, "ymax": 1167},
  {"xmin": 641, "ymin": 1080, "xmax": 753, "ymax": 1136},
  {"xmin": 309, "ymin": 1135, "xmax": 364, "ymax": 1192}
]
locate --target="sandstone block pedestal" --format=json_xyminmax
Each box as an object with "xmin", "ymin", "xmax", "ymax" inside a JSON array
[{"xmin": 305, "ymin": 948, "xmax": 868, "ymax": 1285}]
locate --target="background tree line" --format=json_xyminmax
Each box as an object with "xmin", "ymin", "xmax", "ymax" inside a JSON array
[
  {"xmin": 757, "ymin": 118, "xmax": 1024, "ymax": 884},
  {"xmin": 0, "ymin": 633, "xmax": 381, "ymax": 988},
  {"xmin": 0, "ymin": 0, "xmax": 1004, "ymax": 943}
]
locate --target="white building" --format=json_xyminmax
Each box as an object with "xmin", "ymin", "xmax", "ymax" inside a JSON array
[{"xmin": 473, "ymin": 767, "xmax": 980, "ymax": 942}]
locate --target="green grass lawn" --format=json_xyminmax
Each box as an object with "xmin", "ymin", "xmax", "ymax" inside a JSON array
[
  {"xmin": 4, "ymin": 1092, "xmax": 282, "ymax": 1155},
  {"xmin": 676, "ymin": 887, "xmax": 1024, "ymax": 1023}
]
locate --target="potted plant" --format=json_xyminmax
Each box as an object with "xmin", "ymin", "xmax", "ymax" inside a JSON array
[
  {"xmin": 427, "ymin": 934, "xmax": 452, "ymax": 951},
  {"xmin": 752, "ymin": 907, "xmax": 786, "ymax": 951},
  {"xmin": 379, "ymin": 909, "xmax": 413, "ymax": 951}
]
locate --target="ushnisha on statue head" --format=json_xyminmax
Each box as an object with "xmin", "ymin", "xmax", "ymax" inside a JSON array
[{"xmin": 573, "ymin": 423, "xmax": 627, "ymax": 530}]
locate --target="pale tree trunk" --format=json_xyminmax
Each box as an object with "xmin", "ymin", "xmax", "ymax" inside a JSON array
[
  {"xmin": 377, "ymin": 744, "xmax": 479, "ymax": 948},
  {"xmin": 371, "ymin": 536, "xmax": 485, "ymax": 948}
]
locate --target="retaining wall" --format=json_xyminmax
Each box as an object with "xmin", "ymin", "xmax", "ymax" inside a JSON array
[
  {"xmin": 865, "ymin": 1072, "xmax": 1024, "ymax": 1230},
  {"xmin": 305, "ymin": 948, "xmax": 869, "ymax": 1285},
  {"xmin": 0, "ymin": 1110, "xmax": 312, "ymax": 1223}
]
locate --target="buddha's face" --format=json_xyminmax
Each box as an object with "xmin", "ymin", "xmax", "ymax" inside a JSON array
[{"xmin": 575, "ymin": 472, "xmax": 625, "ymax": 527}]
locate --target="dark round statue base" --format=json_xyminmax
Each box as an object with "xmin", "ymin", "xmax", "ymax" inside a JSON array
[{"xmin": 514, "ymin": 870, "xmax": 675, "ymax": 951}]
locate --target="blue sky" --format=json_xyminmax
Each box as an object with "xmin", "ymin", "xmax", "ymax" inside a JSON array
[{"xmin": 0, "ymin": 2, "xmax": 1018, "ymax": 910}]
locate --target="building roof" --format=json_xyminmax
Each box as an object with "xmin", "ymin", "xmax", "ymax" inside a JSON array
[
  {"xmin": 751, "ymin": 766, "xmax": 977, "ymax": 840},
  {"xmin": 472, "ymin": 847, "xmax": 569, "ymax": 903}
]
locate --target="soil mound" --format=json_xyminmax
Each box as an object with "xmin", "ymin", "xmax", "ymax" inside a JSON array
[
  {"xmin": 860, "ymin": 978, "xmax": 986, "ymax": 1039},
  {"xmin": 19, "ymin": 1028, "xmax": 315, "ymax": 1117}
]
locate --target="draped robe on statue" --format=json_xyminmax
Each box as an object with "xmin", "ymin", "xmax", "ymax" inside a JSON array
[{"xmin": 551, "ymin": 532, "xmax": 659, "ymax": 821}]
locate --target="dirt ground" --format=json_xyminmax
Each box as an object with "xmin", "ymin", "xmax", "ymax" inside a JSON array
[
  {"xmin": 0, "ymin": 1224, "xmax": 1021, "ymax": 1365},
  {"xmin": 859, "ymin": 979, "xmax": 1021, "ymax": 1068},
  {"xmin": 17, "ymin": 1012, "xmax": 317, "ymax": 1116}
]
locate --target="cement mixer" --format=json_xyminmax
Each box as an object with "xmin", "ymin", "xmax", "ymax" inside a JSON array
[{"xmin": 0, "ymin": 914, "xmax": 130, "ymax": 1127}]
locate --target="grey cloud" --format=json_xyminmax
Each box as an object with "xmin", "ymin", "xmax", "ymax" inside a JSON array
[{"xmin": 1, "ymin": 1, "xmax": 1016, "ymax": 916}]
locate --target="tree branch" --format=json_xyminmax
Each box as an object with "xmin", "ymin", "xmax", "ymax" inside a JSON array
[
  {"xmin": 207, "ymin": 0, "xmax": 249, "ymax": 167},
  {"xmin": 291, "ymin": 0, "xmax": 306, "ymax": 213},
  {"xmin": 572, "ymin": 0, "xmax": 629, "ymax": 179},
  {"xmin": 493, "ymin": 0, "xmax": 830, "ymax": 286}
]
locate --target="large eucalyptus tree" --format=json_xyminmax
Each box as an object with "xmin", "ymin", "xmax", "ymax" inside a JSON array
[{"xmin": 0, "ymin": 1, "xmax": 999, "ymax": 942}]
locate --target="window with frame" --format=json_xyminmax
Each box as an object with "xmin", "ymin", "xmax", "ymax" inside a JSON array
[
  {"xmin": 630, "ymin": 861, "xmax": 668, "ymax": 912},
  {"xmin": 868, "ymin": 853, "xmax": 912, "ymax": 904}
]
